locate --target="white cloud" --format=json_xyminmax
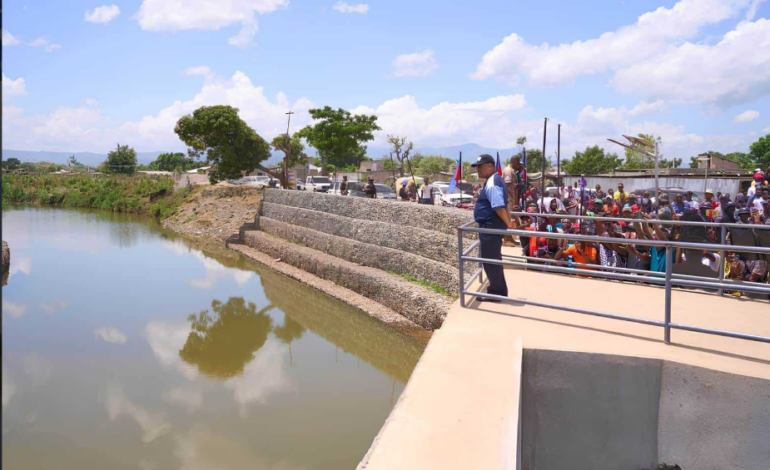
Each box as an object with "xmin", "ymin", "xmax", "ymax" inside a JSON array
[
  {"xmin": 613, "ymin": 18, "xmax": 770, "ymax": 107},
  {"xmin": 95, "ymin": 327, "xmax": 128, "ymax": 344},
  {"xmin": 166, "ymin": 387, "xmax": 204, "ymax": 413},
  {"xmin": 472, "ymin": 0, "xmax": 769, "ymax": 107},
  {"xmin": 746, "ymin": 0, "xmax": 766, "ymax": 19},
  {"xmin": 2, "ymin": 29, "xmax": 21, "ymax": 46},
  {"xmin": 85, "ymin": 5, "xmax": 121, "ymax": 24},
  {"xmin": 39, "ymin": 299, "xmax": 70, "ymax": 313},
  {"xmin": 332, "ymin": 2, "xmax": 369, "ymax": 14},
  {"xmin": 28, "ymin": 37, "xmax": 61, "ymax": 53},
  {"xmin": 734, "ymin": 110, "xmax": 760, "ymax": 123},
  {"xmin": 2, "ymin": 73, "xmax": 27, "ymax": 97},
  {"xmin": 352, "ymin": 94, "xmax": 527, "ymax": 148},
  {"xmin": 85, "ymin": 98, "xmax": 99, "ymax": 105},
  {"xmin": 137, "ymin": 0, "xmax": 288, "ymax": 47},
  {"xmin": 629, "ymin": 100, "xmax": 667, "ymax": 116},
  {"xmin": 224, "ymin": 341, "xmax": 293, "ymax": 417},
  {"xmin": 182, "ymin": 65, "xmax": 213, "ymax": 77},
  {"xmin": 146, "ymin": 321, "xmax": 200, "ymax": 380},
  {"xmin": 2, "ymin": 70, "xmax": 315, "ymax": 153},
  {"xmin": 8, "ymin": 255, "xmax": 32, "ymax": 279},
  {"xmin": 3, "ymin": 299, "xmax": 29, "ymax": 318},
  {"xmin": 392, "ymin": 50, "xmax": 438, "ymax": 78},
  {"xmin": 106, "ymin": 386, "xmax": 171, "ymax": 443},
  {"xmin": 2, "ymin": 369, "xmax": 15, "ymax": 408}
]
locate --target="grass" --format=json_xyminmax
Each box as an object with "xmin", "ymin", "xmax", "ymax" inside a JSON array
[
  {"xmin": 2, "ymin": 173, "xmax": 194, "ymax": 219},
  {"xmin": 388, "ymin": 271, "xmax": 455, "ymax": 298}
]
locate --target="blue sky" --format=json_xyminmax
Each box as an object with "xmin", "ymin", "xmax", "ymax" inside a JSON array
[{"xmin": 2, "ymin": 0, "xmax": 769, "ymax": 161}]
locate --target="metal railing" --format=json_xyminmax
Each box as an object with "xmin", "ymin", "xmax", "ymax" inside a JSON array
[{"xmin": 457, "ymin": 212, "xmax": 770, "ymax": 344}]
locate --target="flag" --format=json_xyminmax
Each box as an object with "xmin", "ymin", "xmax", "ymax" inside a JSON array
[
  {"xmin": 496, "ymin": 152, "xmax": 503, "ymax": 176},
  {"xmin": 521, "ymin": 147, "xmax": 528, "ymax": 182},
  {"xmin": 448, "ymin": 153, "xmax": 462, "ymax": 193}
]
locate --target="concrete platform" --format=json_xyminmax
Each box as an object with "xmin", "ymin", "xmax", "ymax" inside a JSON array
[{"xmin": 359, "ymin": 268, "xmax": 770, "ymax": 470}]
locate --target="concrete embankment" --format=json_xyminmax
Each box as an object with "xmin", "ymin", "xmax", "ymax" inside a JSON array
[{"xmin": 240, "ymin": 189, "xmax": 476, "ymax": 330}]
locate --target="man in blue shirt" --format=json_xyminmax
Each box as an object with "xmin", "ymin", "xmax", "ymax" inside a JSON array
[{"xmin": 471, "ymin": 154, "xmax": 515, "ymax": 302}]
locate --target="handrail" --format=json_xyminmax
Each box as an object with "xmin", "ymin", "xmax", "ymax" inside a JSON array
[
  {"xmin": 456, "ymin": 219, "xmax": 770, "ymax": 345},
  {"xmin": 508, "ymin": 210, "xmax": 770, "ymax": 230}
]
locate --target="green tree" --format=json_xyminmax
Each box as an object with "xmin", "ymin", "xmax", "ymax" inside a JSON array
[
  {"xmin": 67, "ymin": 155, "xmax": 84, "ymax": 168},
  {"xmin": 621, "ymin": 134, "xmax": 660, "ymax": 169},
  {"xmin": 415, "ymin": 155, "xmax": 454, "ymax": 177},
  {"xmin": 508, "ymin": 149, "xmax": 545, "ymax": 174},
  {"xmin": 104, "ymin": 144, "xmax": 137, "ymax": 174},
  {"xmin": 516, "ymin": 136, "xmax": 527, "ymax": 146},
  {"xmin": 563, "ymin": 146, "xmax": 622, "ymax": 174},
  {"xmin": 386, "ymin": 135, "xmax": 413, "ymax": 177},
  {"xmin": 175, "ymin": 105, "xmax": 274, "ymax": 184},
  {"xmin": 2, "ymin": 158, "xmax": 21, "ymax": 170},
  {"xmin": 295, "ymin": 106, "xmax": 380, "ymax": 175},
  {"xmin": 272, "ymin": 135, "xmax": 307, "ymax": 188},
  {"xmin": 179, "ymin": 297, "xmax": 274, "ymax": 379},
  {"xmin": 148, "ymin": 152, "xmax": 198, "ymax": 172},
  {"xmin": 749, "ymin": 133, "xmax": 770, "ymax": 171}
]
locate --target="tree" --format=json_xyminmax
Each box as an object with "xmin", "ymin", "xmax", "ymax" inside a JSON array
[
  {"xmin": 175, "ymin": 105, "xmax": 274, "ymax": 184},
  {"xmin": 386, "ymin": 135, "xmax": 414, "ymax": 177},
  {"xmin": 295, "ymin": 106, "xmax": 380, "ymax": 175},
  {"xmin": 509, "ymin": 149, "xmax": 545, "ymax": 174},
  {"xmin": 67, "ymin": 155, "xmax": 84, "ymax": 167},
  {"xmin": 563, "ymin": 146, "xmax": 622, "ymax": 174},
  {"xmin": 2, "ymin": 158, "xmax": 21, "ymax": 170},
  {"xmin": 622, "ymin": 134, "xmax": 660, "ymax": 169},
  {"xmin": 749, "ymin": 133, "xmax": 770, "ymax": 171},
  {"xmin": 104, "ymin": 144, "xmax": 137, "ymax": 174},
  {"xmin": 271, "ymin": 135, "xmax": 307, "ymax": 188},
  {"xmin": 148, "ymin": 152, "xmax": 198, "ymax": 172},
  {"xmin": 516, "ymin": 136, "xmax": 527, "ymax": 146},
  {"xmin": 414, "ymin": 155, "xmax": 454, "ymax": 177}
]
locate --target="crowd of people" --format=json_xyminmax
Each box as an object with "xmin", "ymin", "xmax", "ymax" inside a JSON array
[{"xmin": 500, "ymin": 167, "xmax": 770, "ymax": 290}]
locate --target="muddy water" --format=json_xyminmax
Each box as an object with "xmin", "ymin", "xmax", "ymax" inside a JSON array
[{"xmin": 1, "ymin": 207, "xmax": 427, "ymax": 470}]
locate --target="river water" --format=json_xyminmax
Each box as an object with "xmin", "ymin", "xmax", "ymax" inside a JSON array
[{"xmin": 1, "ymin": 207, "xmax": 427, "ymax": 470}]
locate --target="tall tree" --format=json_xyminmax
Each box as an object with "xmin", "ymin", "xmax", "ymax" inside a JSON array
[
  {"xmin": 271, "ymin": 135, "xmax": 307, "ymax": 188},
  {"xmin": 175, "ymin": 105, "xmax": 274, "ymax": 184},
  {"xmin": 516, "ymin": 136, "xmax": 527, "ymax": 146},
  {"xmin": 509, "ymin": 149, "xmax": 545, "ymax": 174},
  {"xmin": 2, "ymin": 158, "xmax": 21, "ymax": 170},
  {"xmin": 415, "ymin": 155, "xmax": 454, "ymax": 177},
  {"xmin": 749, "ymin": 133, "xmax": 770, "ymax": 170},
  {"xmin": 563, "ymin": 146, "xmax": 622, "ymax": 174},
  {"xmin": 148, "ymin": 152, "xmax": 198, "ymax": 172},
  {"xmin": 622, "ymin": 134, "xmax": 661, "ymax": 169},
  {"xmin": 295, "ymin": 106, "xmax": 380, "ymax": 175},
  {"xmin": 386, "ymin": 135, "xmax": 414, "ymax": 177},
  {"xmin": 104, "ymin": 144, "xmax": 137, "ymax": 174}
]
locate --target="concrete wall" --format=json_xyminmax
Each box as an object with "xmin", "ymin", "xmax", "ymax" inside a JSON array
[
  {"xmin": 520, "ymin": 349, "xmax": 770, "ymax": 470},
  {"xmin": 568, "ymin": 176, "xmax": 741, "ymax": 196}
]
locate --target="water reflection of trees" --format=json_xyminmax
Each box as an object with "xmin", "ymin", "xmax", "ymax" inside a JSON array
[{"xmin": 179, "ymin": 297, "xmax": 308, "ymax": 379}]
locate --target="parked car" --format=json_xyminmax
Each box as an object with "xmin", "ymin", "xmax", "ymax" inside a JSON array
[
  {"xmin": 434, "ymin": 185, "xmax": 474, "ymax": 207},
  {"xmin": 227, "ymin": 175, "xmax": 278, "ymax": 187},
  {"xmin": 297, "ymin": 176, "xmax": 332, "ymax": 192},
  {"xmin": 348, "ymin": 182, "xmax": 397, "ymax": 200}
]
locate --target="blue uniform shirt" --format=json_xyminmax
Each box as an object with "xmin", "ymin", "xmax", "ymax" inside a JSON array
[{"xmin": 474, "ymin": 173, "xmax": 508, "ymax": 225}]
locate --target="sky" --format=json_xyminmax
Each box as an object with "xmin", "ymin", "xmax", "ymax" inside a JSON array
[{"xmin": 2, "ymin": 0, "xmax": 769, "ymax": 163}]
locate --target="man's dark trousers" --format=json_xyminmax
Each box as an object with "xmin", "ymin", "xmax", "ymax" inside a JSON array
[{"xmin": 479, "ymin": 219, "xmax": 508, "ymax": 297}]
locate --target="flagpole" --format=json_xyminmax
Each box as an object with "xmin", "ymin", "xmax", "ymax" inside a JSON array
[
  {"xmin": 541, "ymin": 118, "xmax": 548, "ymax": 214},
  {"xmin": 459, "ymin": 151, "xmax": 463, "ymax": 207},
  {"xmin": 557, "ymin": 124, "xmax": 561, "ymax": 186}
]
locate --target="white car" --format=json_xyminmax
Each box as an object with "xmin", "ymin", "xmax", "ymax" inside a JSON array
[
  {"xmin": 227, "ymin": 175, "xmax": 278, "ymax": 188},
  {"xmin": 434, "ymin": 185, "xmax": 474, "ymax": 207},
  {"xmin": 297, "ymin": 176, "xmax": 331, "ymax": 192}
]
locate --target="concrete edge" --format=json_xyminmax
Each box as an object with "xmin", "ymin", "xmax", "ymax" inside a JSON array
[{"xmin": 228, "ymin": 243, "xmax": 427, "ymax": 334}]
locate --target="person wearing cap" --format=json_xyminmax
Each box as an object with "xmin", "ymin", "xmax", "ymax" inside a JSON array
[
  {"xmin": 398, "ymin": 179, "xmax": 408, "ymax": 201},
  {"xmin": 364, "ymin": 177, "xmax": 377, "ymax": 199},
  {"xmin": 716, "ymin": 202, "xmax": 736, "ymax": 224},
  {"xmin": 471, "ymin": 154, "xmax": 515, "ymax": 301},
  {"xmin": 736, "ymin": 207, "xmax": 751, "ymax": 224},
  {"xmin": 614, "ymin": 183, "xmax": 629, "ymax": 205},
  {"xmin": 703, "ymin": 189, "xmax": 719, "ymax": 209}
]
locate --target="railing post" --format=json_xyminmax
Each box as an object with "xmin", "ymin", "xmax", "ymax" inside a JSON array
[
  {"xmin": 664, "ymin": 246, "xmax": 673, "ymax": 344},
  {"xmin": 718, "ymin": 225, "xmax": 727, "ymax": 296},
  {"xmin": 458, "ymin": 227, "xmax": 465, "ymax": 308}
]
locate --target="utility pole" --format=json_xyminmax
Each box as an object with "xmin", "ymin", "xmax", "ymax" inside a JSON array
[{"xmin": 284, "ymin": 111, "xmax": 294, "ymax": 189}]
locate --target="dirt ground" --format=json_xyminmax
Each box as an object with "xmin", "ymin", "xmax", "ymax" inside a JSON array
[{"xmin": 163, "ymin": 185, "xmax": 262, "ymax": 241}]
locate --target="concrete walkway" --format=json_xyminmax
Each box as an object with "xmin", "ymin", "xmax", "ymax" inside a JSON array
[{"xmin": 359, "ymin": 268, "xmax": 770, "ymax": 469}]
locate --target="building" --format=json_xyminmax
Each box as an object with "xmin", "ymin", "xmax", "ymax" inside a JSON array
[
  {"xmin": 359, "ymin": 160, "xmax": 390, "ymax": 172},
  {"xmin": 697, "ymin": 153, "xmax": 740, "ymax": 171}
]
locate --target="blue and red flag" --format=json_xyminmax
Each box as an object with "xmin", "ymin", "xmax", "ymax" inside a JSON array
[
  {"xmin": 448, "ymin": 153, "xmax": 462, "ymax": 193},
  {"xmin": 496, "ymin": 152, "xmax": 503, "ymax": 176},
  {"xmin": 521, "ymin": 147, "xmax": 527, "ymax": 182}
]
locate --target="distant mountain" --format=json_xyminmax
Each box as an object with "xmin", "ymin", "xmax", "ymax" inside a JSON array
[
  {"xmin": 365, "ymin": 143, "xmax": 521, "ymax": 161},
  {"xmin": 3, "ymin": 148, "xmax": 289, "ymax": 168},
  {"xmin": 2, "ymin": 149, "xmax": 166, "ymax": 167}
]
